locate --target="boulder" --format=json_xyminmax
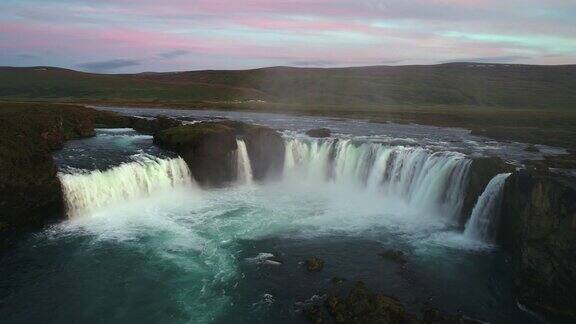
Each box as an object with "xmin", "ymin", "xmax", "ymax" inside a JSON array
[
  {"xmin": 498, "ymin": 170, "xmax": 576, "ymax": 321},
  {"xmin": 154, "ymin": 123, "xmax": 237, "ymax": 186},
  {"xmin": 306, "ymin": 128, "xmax": 331, "ymax": 138},
  {"xmin": 460, "ymin": 157, "xmax": 515, "ymax": 226},
  {"xmin": 306, "ymin": 257, "xmax": 325, "ymax": 272}
]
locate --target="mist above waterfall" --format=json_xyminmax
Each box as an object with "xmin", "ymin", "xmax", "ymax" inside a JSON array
[{"xmin": 57, "ymin": 134, "xmax": 486, "ymax": 243}]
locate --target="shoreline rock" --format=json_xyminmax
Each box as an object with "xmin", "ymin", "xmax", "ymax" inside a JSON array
[{"xmin": 303, "ymin": 281, "xmax": 484, "ymax": 324}]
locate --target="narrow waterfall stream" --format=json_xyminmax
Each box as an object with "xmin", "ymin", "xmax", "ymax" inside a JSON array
[
  {"xmin": 464, "ymin": 173, "xmax": 511, "ymax": 242},
  {"xmin": 236, "ymin": 139, "xmax": 254, "ymax": 185}
]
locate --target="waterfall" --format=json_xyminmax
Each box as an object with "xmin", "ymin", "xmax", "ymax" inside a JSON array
[
  {"xmin": 464, "ymin": 173, "xmax": 511, "ymax": 242},
  {"xmin": 236, "ymin": 139, "xmax": 253, "ymax": 185},
  {"xmin": 283, "ymin": 138, "xmax": 471, "ymax": 222},
  {"xmin": 59, "ymin": 155, "xmax": 193, "ymax": 217}
]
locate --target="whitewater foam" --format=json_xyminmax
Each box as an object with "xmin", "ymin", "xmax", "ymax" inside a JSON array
[{"xmin": 59, "ymin": 155, "xmax": 194, "ymax": 217}]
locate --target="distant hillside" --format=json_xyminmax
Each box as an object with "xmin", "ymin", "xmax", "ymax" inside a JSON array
[{"xmin": 1, "ymin": 63, "xmax": 575, "ymax": 109}]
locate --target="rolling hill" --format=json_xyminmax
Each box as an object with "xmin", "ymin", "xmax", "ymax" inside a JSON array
[{"xmin": 1, "ymin": 63, "xmax": 575, "ymax": 110}]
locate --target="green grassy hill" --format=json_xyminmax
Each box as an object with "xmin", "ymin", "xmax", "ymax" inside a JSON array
[{"xmin": 1, "ymin": 63, "xmax": 575, "ymax": 110}]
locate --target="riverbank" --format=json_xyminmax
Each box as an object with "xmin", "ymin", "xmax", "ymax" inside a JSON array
[{"xmin": 0, "ymin": 102, "xmax": 133, "ymax": 232}]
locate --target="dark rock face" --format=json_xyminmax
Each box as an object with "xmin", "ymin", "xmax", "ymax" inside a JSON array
[
  {"xmin": 460, "ymin": 157, "xmax": 515, "ymax": 226},
  {"xmin": 306, "ymin": 128, "xmax": 331, "ymax": 138},
  {"xmin": 243, "ymin": 125, "xmax": 285, "ymax": 181},
  {"xmin": 132, "ymin": 116, "xmax": 181, "ymax": 135},
  {"xmin": 0, "ymin": 103, "xmax": 102, "ymax": 231},
  {"xmin": 153, "ymin": 120, "xmax": 286, "ymax": 185},
  {"xmin": 499, "ymin": 170, "xmax": 576, "ymax": 321},
  {"xmin": 218, "ymin": 120, "xmax": 285, "ymax": 181},
  {"xmin": 154, "ymin": 123, "xmax": 238, "ymax": 186}
]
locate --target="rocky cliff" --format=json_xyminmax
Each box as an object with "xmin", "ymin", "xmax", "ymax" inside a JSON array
[
  {"xmin": 499, "ymin": 170, "xmax": 576, "ymax": 321},
  {"xmin": 0, "ymin": 103, "xmax": 131, "ymax": 231}
]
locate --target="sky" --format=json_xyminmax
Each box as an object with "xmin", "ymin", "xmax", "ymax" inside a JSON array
[{"xmin": 1, "ymin": 0, "xmax": 575, "ymax": 72}]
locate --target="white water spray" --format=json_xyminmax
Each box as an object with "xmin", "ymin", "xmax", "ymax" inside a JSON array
[
  {"xmin": 236, "ymin": 139, "xmax": 254, "ymax": 185},
  {"xmin": 283, "ymin": 138, "xmax": 471, "ymax": 222},
  {"xmin": 59, "ymin": 155, "xmax": 193, "ymax": 217},
  {"xmin": 464, "ymin": 173, "xmax": 511, "ymax": 242}
]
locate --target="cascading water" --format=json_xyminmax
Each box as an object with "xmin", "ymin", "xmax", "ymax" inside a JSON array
[
  {"xmin": 464, "ymin": 173, "xmax": 511, "ymax": 242},
  {"xmin": 58, "ymin": 155, "xmax": 193, "ymax": 217},
  {"xmin": 236, "ymin": 139, "xmax": 254, "ymax": 185},
  {"xmin": 283, "ymin": 138, "xmax": 471, "ymax": 223}
]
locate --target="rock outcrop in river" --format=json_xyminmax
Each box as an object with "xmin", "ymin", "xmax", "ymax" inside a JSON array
[
  {"xmin": 131, "ymin": 115, "xmax": 182, "ymax": 135},
  {"xmin": 306, "ymin": 128, "xmax": 331, "ymax": 138},
  {"xmin": 499, "ymin": 170, "xmax": 576, "ymax": 321},
  {"xmin": 243, "ymin": 125, "xmax": 285, "ymax": 180},
  {"xmin": 154, "ymin": 122, "xmax": 238, "ymax": 186},
  {"xmin": 154, "ymin": 120, "xmax": 284, "ymax": 185}
]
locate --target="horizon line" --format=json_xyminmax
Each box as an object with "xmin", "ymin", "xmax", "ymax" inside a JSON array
[{"xmin": 2, "ymin": 61, "xmax": 576, "ymax": 75}]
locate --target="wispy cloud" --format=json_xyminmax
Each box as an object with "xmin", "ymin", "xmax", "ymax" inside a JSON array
[
  {"xmin": 157, "ymin": 49, "xmax": 190, "ymax": 59},
  {"xmin": 1, "ymin": 0, "xmax": 574, "ymax": 71},
  {"xmin": 78, "ymin": 59, "xmax": 141, "ymax": 72}
]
